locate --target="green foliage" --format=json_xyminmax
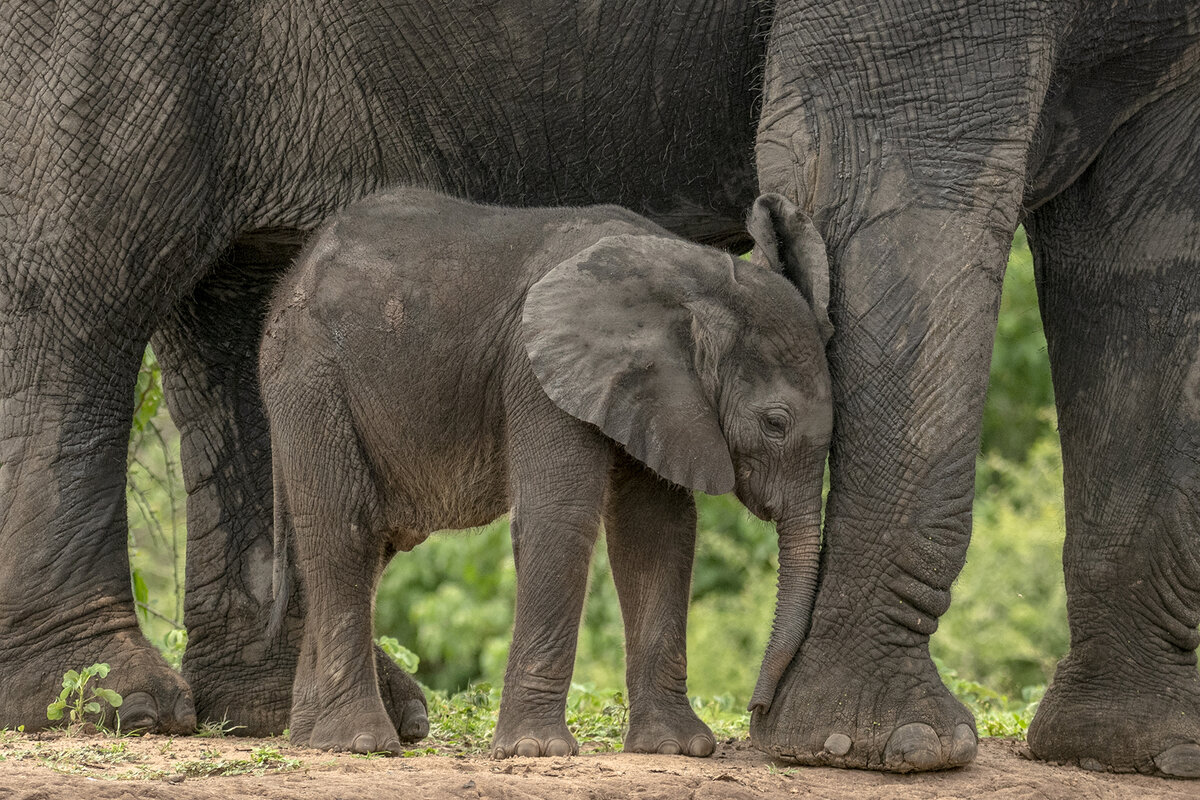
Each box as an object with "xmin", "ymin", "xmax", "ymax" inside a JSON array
[
  {"xmin": 376, "ymin": 636, "xmax": 421, "ymax": 674},
  {"xmin": 938, "ymin": 658, "xmax": 1043, "ymax": 737},
  {"xmin": 374, "ymin": 523, "xmax": 517, "ymax": 691},
  {"xmin": 127, "ymin": 347, "xmax": 187, "ymax": 662},
  {"xmin": 933, "ymin": 429, "xmax": 1068, "ymax": 697},
  {"xmin": 46, "ymin": 664, "xmax": 123, "ymax": 729},
  {"xmin": 980, "ymin": 228, "xmax": 1055, "ymax": 460}
]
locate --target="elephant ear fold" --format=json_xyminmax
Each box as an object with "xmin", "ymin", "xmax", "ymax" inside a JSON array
[
  {"xmin": 747, "ymin": 193, "xmax": 834, "ymax": 345},
  {"xmin": 522, "ymin": 234, "xmax": 736, "ymax": 496}
]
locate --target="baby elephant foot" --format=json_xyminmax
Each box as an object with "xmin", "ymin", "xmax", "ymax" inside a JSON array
[
  {"xmin": 626, "ymin": 702, "xmax": 715, "ymax": 756},
  {"xmin": 295, "ymin": 701, "xmax": 403, "ymax": 755},
  {"xmin": 492, "ymin": 721, "xmax": 578, "ymax": 759}
]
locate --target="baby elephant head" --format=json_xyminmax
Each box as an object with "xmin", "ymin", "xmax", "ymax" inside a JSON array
[{"xmin": 522, "ymin": 193, "xmax": 833, "ymax": 713}]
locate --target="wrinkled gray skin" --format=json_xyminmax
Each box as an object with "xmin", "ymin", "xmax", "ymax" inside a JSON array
[
  {"xmin": 259, "ymin": 189, "xmax": 832, "ymax": 757},
  {"xmin": 0, "ymin": 1, "xmax": 765, "ymax": 742},
  {"xmin": 749, "ymin": 0, "xmax": 1200, "ymax": 777},
  {"xmin": 3, "ymin": 0, "xmax": 1200, "ymax": 778}
]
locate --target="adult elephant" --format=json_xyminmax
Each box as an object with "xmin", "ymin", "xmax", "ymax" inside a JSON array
[
  {"xmin": 3, "ymin": 0, "xmax": 1199, "ymax": 779},
  {"xmin": 749, "ymin": 0, "xmax": 1200, "ymax": 778}
]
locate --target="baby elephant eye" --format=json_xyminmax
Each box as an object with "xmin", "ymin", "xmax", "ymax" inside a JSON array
[{"xmin": 761, "ymin": 409, "xmax": 792, "ymax": 439}]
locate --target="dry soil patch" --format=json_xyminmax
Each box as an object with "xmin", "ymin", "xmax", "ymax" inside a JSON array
[{"xmin": 0, "ymin": 734, "xmax": 1191, "ymax": 799}]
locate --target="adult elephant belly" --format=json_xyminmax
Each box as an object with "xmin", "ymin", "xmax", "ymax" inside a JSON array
[{"xmin": 0, "ymin": 0, "xmax": 764, "ymax": 736}]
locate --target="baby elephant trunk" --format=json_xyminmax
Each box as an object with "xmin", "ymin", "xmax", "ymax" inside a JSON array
[{"xmin": 748, "ymin": 451, "xmax": 825, "ymax": 713}]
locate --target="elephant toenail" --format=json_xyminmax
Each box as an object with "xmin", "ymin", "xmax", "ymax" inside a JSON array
[
  {"xmin": 546, "ymin": 738, "xmax": 573, "ymax": 757},
  {"xmin": 884, "ymin": 723, "xmax": 942, "ymax": 771},
  {"xmin": 173, "ymin": 693, "xmax": 197, "ymax": 731},
  {"xmin": 1079, "ymin": 758, "xmax": 1104, "ymax": 772},
  {"xmin": 351, "ymin": 734, "xmax": 378, "ymax": 753},
  {"xmin": 657, "ymin": 739, "xmax": 681, "ymax": 755},
  {"xmin": 1154, "ymin": 743, "xmax": 1200, "ymax": 778},
  {"xmin": 823, "ymin": 733, "xmax": 852, "ymax": 756},
  {"xmin": 689, "ymin": 735, "xmax": 715, "ymax": 757},
  {"xmin": 118, "ymin": 692, "xmax": 158, "ymax": 732},
  {"xmin": 949, "ymin": 723, "xmax": 977, "ymax": 765},
  {"xmin": 492, "ymin": 747, "xmax": 507, "ymax": 760},
  {"xmin": 514, "ymin": 738, "xmax": 540, "ymax": 757}
]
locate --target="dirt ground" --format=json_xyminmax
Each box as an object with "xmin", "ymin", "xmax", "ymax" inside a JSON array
[{"xmin": 1, "ymin": 734, "xmax": 1195, "ymax": 800}]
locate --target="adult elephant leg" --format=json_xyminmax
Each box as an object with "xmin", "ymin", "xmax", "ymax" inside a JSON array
[
  {"xmin": 604, "ymin": 452, "xmax": 714, "ymax": 757},
  {"xmin": 151, "ymin": 232, "xmax": 298, "ymax": 734},
  {"xmin": 1025, "ymin": 84, "xmax": 1200, "ymax": 778},
  {"xmin": 0, "ymin": 237, "xmax": 199, "ymax": 733},
  {"xmin": 153, "ymin": 232, "xmax": 427, "ymax": 737},
  {"xmin": 750, "ymin": 2, "xmax": 1046, "ymax": 770},
  {"xmin": 749, "ymin": 206, "xmax": 1007, "ymax": 770}
]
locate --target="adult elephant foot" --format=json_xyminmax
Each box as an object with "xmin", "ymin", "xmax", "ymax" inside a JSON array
[
  {"xmin": 1027, "ymin": 648, "xmax": 1200, "ymax": 778},
  {"xmin": 182, "ymin": 652, "xmax": 294, "ymax": 736},
  {"xmin": 749, "ymin": 636, "xmax": 976, "ymax": 772},
  {"xmin": 0, "ymin": 629, "xmax": 195, "ymax": 734},
  {"xmin": 625, "ymin": 698, "xmax": 715, "ymax": 756}
]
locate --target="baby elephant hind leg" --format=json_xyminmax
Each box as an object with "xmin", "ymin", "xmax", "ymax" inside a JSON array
[
  {"xmin": 605, "ymin": 453, "xmax": 715, "ymax": 757},
  {"xmin": 274, "ymin": 396, "xmax": 403, "ymax": 755}
]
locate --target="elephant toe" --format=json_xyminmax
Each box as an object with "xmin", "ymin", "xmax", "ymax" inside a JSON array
[
  {"xmin": 822, "ymin": 733, "xmax": 852, "ymax": 756},
  {"xmin": 884, "ymin": 723, "xmax": 945, "ymax": 772},
  {"xmin": 513, "ymin": 738, "xmax": 541, "ymax": 758},
  {"xmin": 688, "ymin": 734, "xmax": 716, "ymax": 757},
  {"xmin": 491, "ymin": 725, "xmax": 578, "ymax": 759},
  {"xmin": 1154, "ymin": 743, "xmax": 1200, "ymax": 778},
  {"xmin": 398, "ymin": 699, "xmax": 429, "ymax": 741},
  {"xmin": 351, "ymin": 732, "xmax": 401, "ymax": 755},
  {"xmin": 118, "ymin": 691, "xmax": 159, "ymax": 732}
]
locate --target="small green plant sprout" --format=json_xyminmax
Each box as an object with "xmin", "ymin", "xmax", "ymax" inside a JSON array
[
  {"xmin": 376, "ymin": 636, "xmax": 420, "ymax": 674},
  {"xmin": 46, "ymin": 663, "xmax": 123, "ymax": 730},
  {"xmin": 196, "ymin": 717, "xmax": 245, "ymax": 738}
]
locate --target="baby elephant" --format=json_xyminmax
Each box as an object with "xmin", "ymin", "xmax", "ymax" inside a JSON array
[{"xmin": 260, "ymin": 187, "xmax": 833, "ymax": 758}]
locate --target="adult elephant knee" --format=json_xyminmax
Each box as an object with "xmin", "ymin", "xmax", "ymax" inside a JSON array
[{"xmin": 752, "ymin": 0, "xmax": 1200, "ymax": 776}]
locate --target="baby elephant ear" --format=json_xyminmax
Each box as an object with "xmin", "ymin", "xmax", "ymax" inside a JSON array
[
  {"xmin": 747, "ymin": 193, "xmax": 834, "ymax": 344},
  {"xmin": 522, "ymin": 235, "xmax": 736, "ymax": 495}
]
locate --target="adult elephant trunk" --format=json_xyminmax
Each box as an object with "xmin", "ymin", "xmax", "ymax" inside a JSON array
[
  {"xmin": 749, "ymin": 0, "xmax": 1052, "ymax": 771},
  {"xmin": 749, "ymin": 448, "xmax": 827, "ymax": 713}
]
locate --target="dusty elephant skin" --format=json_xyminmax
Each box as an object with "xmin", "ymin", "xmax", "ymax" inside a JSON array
[
  {"xmin": 258, "ymin": 189, "xmax": 832, "ymax": 757},
  {"xmin": 3, "ymin": 0, "xmax": 1200, "ymax": 781}
]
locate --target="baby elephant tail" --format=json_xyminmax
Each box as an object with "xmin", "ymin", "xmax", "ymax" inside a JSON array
[{"xmin": 266, "ymin": 448, "xmax": 292, "ymax": 645}]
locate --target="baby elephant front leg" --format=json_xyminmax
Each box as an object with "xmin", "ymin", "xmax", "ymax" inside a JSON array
[
  {"xmin": 605, "ymin": 455, "xmax": 714, "ymax": 757},
  {"xmin": 492, "ymin": 432, "xmax": 609, "ymax": 758},
  {"xmin": 491, "ymin": 505, "xmax": 601, "ymax": 758}
]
